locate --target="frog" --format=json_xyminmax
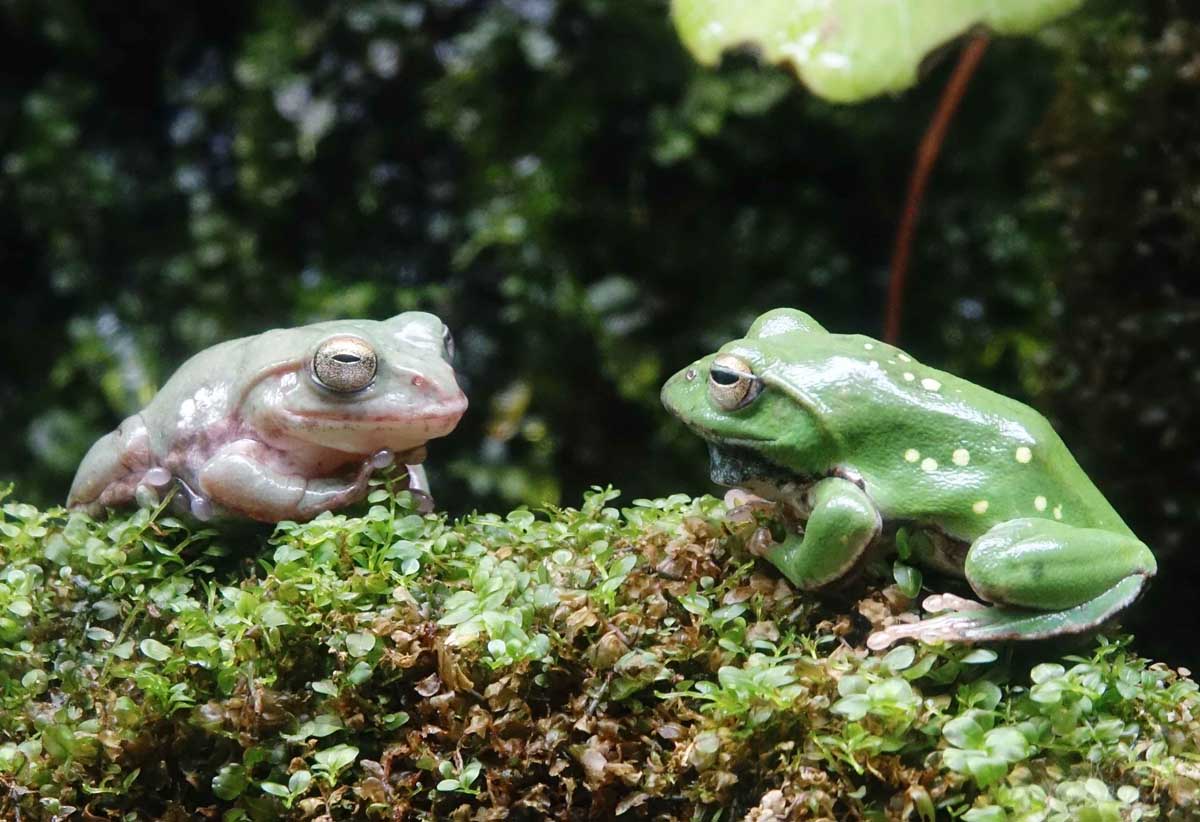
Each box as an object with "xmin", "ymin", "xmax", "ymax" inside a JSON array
[
  {"xmin": 68, "ymin": 311, "xmax": 467, "ymax": 523},
  {"xmin": 660, "ymin": 308, "xmax": 1156, "ymax": 648}
]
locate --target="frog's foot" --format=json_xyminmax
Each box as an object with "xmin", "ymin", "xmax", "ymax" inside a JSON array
[
  {"xmin": 132, "ymin": 466, "xmax": 175, "ymax": 509},
  {"xmin": 723, "ymin": 488, "xmax": 769, "ymax": 508},
  {"xmin": 867, "ymin": 575, "xmax": 1147, "ymax": 650},
  {"xmin": 403, "ymin": 464, "xmax": 435, "ymax": 513},
  {"xmin": 175, "ymin": 477, "xmax": 215, "ymax": 521},
  {"xmin": 370, "ymin": 449, "xmax": 395, "ymax": 470}
]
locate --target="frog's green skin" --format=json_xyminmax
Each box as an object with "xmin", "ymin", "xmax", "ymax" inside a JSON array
[
  {"xmin": 661, "ymin": 308, "xmax": 1156, "ymax": 648},
  {"xmin": 68, "ymin": 312, "xmax": 467, "ymax": 523}
]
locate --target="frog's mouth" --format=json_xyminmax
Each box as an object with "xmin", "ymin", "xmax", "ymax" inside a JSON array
[{"xmin": 707, "ymin": 444, "xmax": 811, "ymax": 519}]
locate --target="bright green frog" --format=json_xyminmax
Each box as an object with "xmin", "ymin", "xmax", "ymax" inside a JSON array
[{"xmin": 660, "ymin": 308, "xmax": 1156, "ymax": 648}]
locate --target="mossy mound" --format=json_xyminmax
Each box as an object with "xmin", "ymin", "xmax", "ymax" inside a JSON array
[{"xmin": 0, "ymin": 481, "xmax": 1197, "ymax": 820}]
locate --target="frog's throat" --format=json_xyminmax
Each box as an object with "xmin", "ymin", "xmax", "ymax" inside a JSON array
[{"xmin": 708, "ymin": 443, "xmax": 800, "ymax": 489}]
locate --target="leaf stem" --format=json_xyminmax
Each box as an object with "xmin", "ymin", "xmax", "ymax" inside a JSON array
[{"xmin": 884, "ymin": 33, "xmax": 990, "ymax": 344}]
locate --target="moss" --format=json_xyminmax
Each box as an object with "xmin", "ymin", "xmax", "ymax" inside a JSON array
[{"xmin": 0, "ymin": 479, "xmax": 1197, "ymax": 820}]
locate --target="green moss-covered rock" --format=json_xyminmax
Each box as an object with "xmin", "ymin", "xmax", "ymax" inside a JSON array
[{"xmin": 1, "ymin": 482, "xmax": 1197, "ymax": 819}]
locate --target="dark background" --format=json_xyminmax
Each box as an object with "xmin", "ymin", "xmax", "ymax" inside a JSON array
[{"xmin": 2, "ymin": 0, "xmax": 1197, "ymax": 666}]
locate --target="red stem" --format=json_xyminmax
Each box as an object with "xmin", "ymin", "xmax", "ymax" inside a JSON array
[{"xmin": 883, "ymin": 33, "xmax": 991, "ymax": 344}]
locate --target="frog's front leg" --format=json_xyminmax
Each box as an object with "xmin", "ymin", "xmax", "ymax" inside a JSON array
[
  {"xmin": 765, "ymin": 477, "xmax": 881, "ymax": 590},
  {"xmin": 196, "ymin": 440, "xmax": 385, "ymax": 522},
  {"xmin": 868, "ymin": 518, "xmax": 1156, "ymax": 649}
]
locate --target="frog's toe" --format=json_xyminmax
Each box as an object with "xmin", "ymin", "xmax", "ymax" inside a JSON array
[
  {"xmin": 921, "ymin": 592, "xmax": 987, "ymax": 615},
  {"xmin": 868, "ymin": 575, "xmax": 1147, "ymax": 650},
  {"xmin": 370, "ymin": 449, "xmax": 395, "ymax": 469}
]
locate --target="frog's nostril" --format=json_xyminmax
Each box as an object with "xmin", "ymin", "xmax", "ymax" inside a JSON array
[{"xmin": 411, "ymin": 375, "xmax": 427, "ymax": 388}]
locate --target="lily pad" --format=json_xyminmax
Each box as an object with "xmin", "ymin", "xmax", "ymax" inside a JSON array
[{"xmin": 671, "ymin": 0, "xmax": 1082, "ymax": 103}]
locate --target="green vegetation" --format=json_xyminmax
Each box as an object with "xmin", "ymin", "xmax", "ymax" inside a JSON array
[
  {"xmin": 672, "ymin": 0, "xmax": 1081, "ymax": 102},
  {"xmin": 2, "ymin": 480, "xmax": 1197, "ymax": 819}
]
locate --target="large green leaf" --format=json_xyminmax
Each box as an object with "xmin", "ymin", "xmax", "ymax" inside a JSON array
[{"xmin": 672, "ymin": 0, "xmax": 1082, "ymax": 103}]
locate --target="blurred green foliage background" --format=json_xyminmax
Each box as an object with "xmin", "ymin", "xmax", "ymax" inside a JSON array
[{"xmin": 1, "ymin": 0, "xmax": 1197, "ymax": 662}]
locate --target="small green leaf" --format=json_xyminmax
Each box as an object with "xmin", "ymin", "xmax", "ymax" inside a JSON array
[
  {"xmin": 943, "ymin": 715, "xmax": 985, "ymax": 750},
  {"xmin": 983, "ymin": 727, "xmax": 1031, "ymax": 762},
  {"xmin": 139, "ymin": 638, "xmax": 172, "ymax": 661},
  {"xmin": 1031, "ymin": 663, "xmax": 1065, "ymax": 683},
  {"xmin": 892, "ymin": 562, "xmax": 922, "ymax": 598},
  {"xmin": 346, "ymin": 632, "xmax": 376, "ymax": 658},
  {"xmin": 1117, "ymin": 785, "xmax": 1140, "ymax": 804},
  {"xmin": 831, "ymin": 694, "xmax": 870, "ymax": 721},
  {"xmin": 212, "ymin": 764, "xmax": 249, "ymax": 800},
  {"xmin": 287, "ymin": 770, "xmax": 311, "ymax": 795},
  {"xmin": 966, "ymin": 754, "xmax": 1010, "ymax": 788},
  {"xmin": 313, "ymin": 744, "xmax": 359, "ymax": 779},
  {"xmin": 883, "ymin": 645, "xmax": 916, "ymax": 672}
]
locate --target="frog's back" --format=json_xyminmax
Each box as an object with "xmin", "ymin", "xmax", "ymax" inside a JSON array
[{"xmin": 758, "ymin": 332, "xmax": 1133, "ymax": 542}]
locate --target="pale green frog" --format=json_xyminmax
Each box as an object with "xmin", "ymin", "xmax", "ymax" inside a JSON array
[
  {"xmin": 661, "ymin": 308, "xmax": 1156, "ymax": 648},
  {"xmin": 69, "ymin": 312, "xmax": 466, "ymax": 523}
]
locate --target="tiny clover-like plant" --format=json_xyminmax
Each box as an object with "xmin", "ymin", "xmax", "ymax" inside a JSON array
[
  {"xmin": 312, "ymin": 744, "xmax": 359, "ymax": 787},
  {"xmin": 671, "ymin": 0, "xmax": 1083, "ymax": 103},
  {"xmin": 827, "ymin": 672, "xmax": 925, "ymax": 763},
  {"xmin": 435, "ymin": 758, "xmax": 483, "ymax": 796},
  {"xmin": 941, "ymin": 712, "xmax": 1033, "ymax": 788},
  {"xmin": 964, "ymin": 778, "xmax": 1142, "ymax": 822},
  {"xmin": 1, "ymin": 488, "xmax": 1198, "ymax": 818},
  {"xmin": 668, "ymin": 652, "xmax": 806, "ymax": 728},
  {"xmin": 260, "ymin": 769, "xmax": 311, "ymax": 809}
]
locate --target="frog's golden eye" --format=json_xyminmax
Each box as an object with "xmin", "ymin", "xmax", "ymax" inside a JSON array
[
  {"xmin": 708, "ymin": 354, "xmax": 762, "ymax": 411},
  {"xmin": 312, "ymin": 336, "xmax": 378, "ymax": 393}
]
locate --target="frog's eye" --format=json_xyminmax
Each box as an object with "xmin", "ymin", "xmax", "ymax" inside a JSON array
[
  {"xmin": 441, "ymin": 325, "xmax": 456, "ymax": 363},
  {"xmin": 312, "ymin": 336, "xmax": 378, "ymax": 393},
  {"xmin": 708, "ymin": 354, "xmax": 762, "ymax": 411}
]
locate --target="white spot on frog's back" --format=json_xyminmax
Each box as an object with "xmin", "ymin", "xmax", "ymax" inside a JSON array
[
  {"xmin": 920, "ymin": 457, "xmax": 938, "ymax": 473},
  {"xmin": 952, "ymin": 448, "xmax": 970, "ymax": 466},
  {"xmin": 1034, "ymin": 495, "xmax": 1048, "ymax": 512},
  {"xmin": 863, "ymin": 343, "xmax": 875, "ymax": 350},
  {"xmin": 178, "ymin": 397, "xmax": 197, "ymax": 427},
  {"xmin": 902, "ymin": 372, "xmax": 915, "ymax": 382},
  {"xmin": 898, "ymin": 354, "xmax": 912, "ymax": 363},
  {"xmin": 904, "ymin": 448, "xmax": 920, "ymax": 463},
  {"xmin": 921, "ymin": 378, "xmax": 941, "ymax": 392},
  {"xmin": 1053, "ymin": 504, "xmax": 1063, "ymax": 520},
  {"xmin": 177, "ymin": 383, "xmax": 232, "ymax": 430},
  {"xmin": 1015, "ymin": 446, "xmax": 1033, "ymax": 464},
  {"xmin": 972, "ymin": 500, "xmax": 989, "ymax": 514}
]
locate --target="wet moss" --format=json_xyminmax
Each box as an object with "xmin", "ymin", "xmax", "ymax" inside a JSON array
[{"xmin": 1, "ymin": 481, "xmax": 1197, "ymax": 820}]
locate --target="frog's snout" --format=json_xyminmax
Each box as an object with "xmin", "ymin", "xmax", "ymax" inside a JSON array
[{"xmin": 660, "ymin": 363, "xmax": 701, "ymax": 419}]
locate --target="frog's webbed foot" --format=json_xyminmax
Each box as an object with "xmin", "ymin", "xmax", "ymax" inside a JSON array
[
  {"xmin": 367, "ymin": 451, "xmax": 434, "ymax": 512},
  {"xmin": 403, "ymin": 464, "xmax": 434, "ymax": 513},
  {"xmin": 131, "ymin": 466, "xmax": 173, "ymax": 509},
  {"xmin": 174, "ymin": 477, "xmax": 215, "ymax": 521},
  {"xmin": 867, "ymin": 575, "xmax": 1147, "ymax": 650}
]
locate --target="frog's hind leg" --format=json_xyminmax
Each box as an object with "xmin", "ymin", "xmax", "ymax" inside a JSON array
[
  {"xmin": 67, "ymin": 415, "xmax": 153, "ymax": 514},
  {"xmin": 868, "ymin": 518, "xmax": 1156, "ymax": 649}
]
